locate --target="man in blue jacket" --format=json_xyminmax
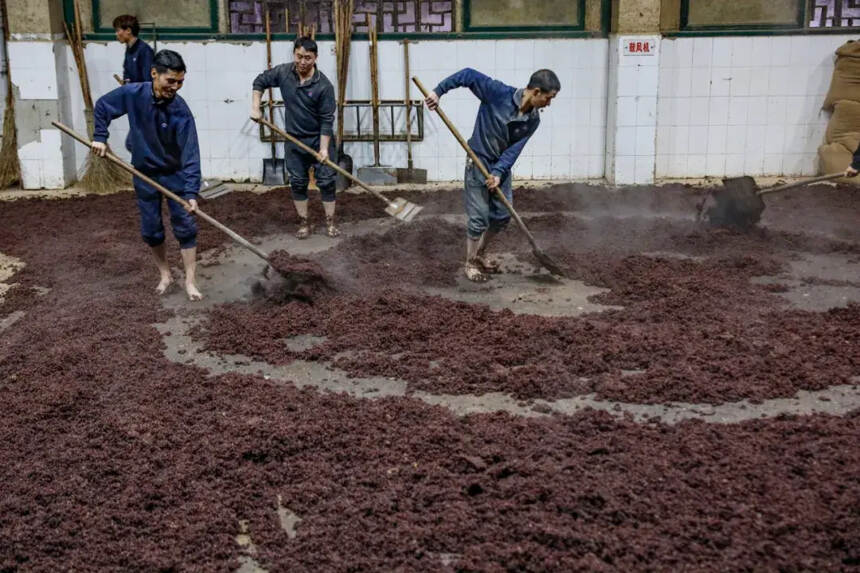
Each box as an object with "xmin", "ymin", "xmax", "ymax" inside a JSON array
[
  {"xmin": 426, "ymin": 68, "xmax": 560, "ymax": 282},
  {"xmin": 251, "ymin": 37, "xmax": 339, "ymax": 239},
  {"xmin": 91, "ymin": 50, "xmax": 203, "ymax": 301},
  {"xmin": 113, "ymin": 14, "xmax": 154, "ymax": 84}
]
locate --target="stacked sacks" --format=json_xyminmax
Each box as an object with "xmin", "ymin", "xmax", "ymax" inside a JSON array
[{"xmin": 820, "ymin": 41, "xmax": 860, "ymax": 181}]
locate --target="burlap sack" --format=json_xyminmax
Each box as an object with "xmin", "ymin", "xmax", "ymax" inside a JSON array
[
  {"xmin": 818, "ymin": 141, "xmax": 856, "ymax": 183},
  {"xmin": 825, "ymin": 99, "xmax": 860, "ymax": 151},
  {"xmin": 823, "ymin": 40, "xmax": 860, "ymax": 111}
]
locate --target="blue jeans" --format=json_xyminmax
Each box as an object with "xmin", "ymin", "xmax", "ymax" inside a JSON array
[
  {"xmin": 464, "ymin": 159, "xmax": 512, "ymax": 239},
  {"xmin": 133, "ymin": 173, "xmax": 197, "ymax": 249},
  {"xmin": 284, "ymin": 136, "xmax": 337, "ymax": 202}
]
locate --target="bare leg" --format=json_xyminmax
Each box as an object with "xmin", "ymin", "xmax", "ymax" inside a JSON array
[
  {"xmin": 151, "ymin": 243, "xmax": 174, "ymax": 294},
  {"xmin": 475, "ymin": 229, "xmax": 501, "ymax": 273},
  {"xmin": 293, "ymin": 199, "xmax": 311, "ymax": 239},
  {"xmin": 323, "ymin": 200, "xmax": 340, "ymax": 237},
  {"xmin": 181, "ymin": 247, "xmax": 202, "ymax": 301}
]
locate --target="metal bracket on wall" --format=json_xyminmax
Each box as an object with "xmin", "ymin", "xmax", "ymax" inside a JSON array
[{"xmin": 258, "ymin": 99, "xmax": 425, "ymax": 143}]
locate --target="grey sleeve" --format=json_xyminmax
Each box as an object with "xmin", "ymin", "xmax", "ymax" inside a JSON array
[
  {"xmin": 253, "ymin": 66, "xmax": 282, "ymax": 92},
  {"xmin": 318, "ymin": 82, "xmax": 336, "ymax": 137}
]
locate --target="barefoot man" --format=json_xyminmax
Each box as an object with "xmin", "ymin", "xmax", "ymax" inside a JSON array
[
  {"xmin": 250, "ymin": 36, "xmax": 340, "ymax": 238},
  {"xmin": 425, "ymin": 68, "xmax": 560, "ymax": 282},
  {"xmin": 92, "ymin": 49, "xmax": 203, "ymax": 301}
]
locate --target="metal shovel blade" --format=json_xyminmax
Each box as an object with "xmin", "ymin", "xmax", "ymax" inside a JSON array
[
  {"xmin": 384, "ymin": 197, "xmax": 423, "ymax": 222},
  {"xmin": 395, "ymin": 167, "xmax": 428, "ymax": 184},
  {"xmin": 706, "ymin": 176, "xmax": 765, "ymax": 230},
  {"xmin": 199, "ymin": 179, "xmax": 232, "ymax": 200},
  {"xmin": 263, "ymin": 157, "xmax": 286, "ymax": 186},
  {"xmin": 533, "ymin": 248, "xmax": 567, "ymax": 278},
  {"xmin": 336, "ymin": 145, "xmax": 354, "ymax": 192}
]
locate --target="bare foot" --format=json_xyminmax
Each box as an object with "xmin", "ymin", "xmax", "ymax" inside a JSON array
[
  {"xmin": 464, "ymin": 261, "xmax": 488, "ymax": 283},
  {"xmin": 475, "ymin": 256, "xmax": 501, "ymax": 274},
  {"xmin": 185, "ymin": 281, "xmax": 203, "ymax": 301},
  {"xmin": 155, "ymin": 274, "xmax": 174, "ymax": 295}
]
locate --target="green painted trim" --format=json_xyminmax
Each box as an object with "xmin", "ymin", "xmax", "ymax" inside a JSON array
[
  {"xmin": 665, "ymin": 28, "xmax": 859, "ymax": 37},
  {"xmin": 66, "ymin": 0, "xmax": 221, "ymax": 34},
  {"xmin": 601, "ymin": 0, "xmax": 611, "ymax": 36},
  {"xmin": 80, "ymin": 30, "xmax": 605, "ymax": 42},
  {"xmin": 680, "ymin": 0, "xmax": 804, "ymax": 31},
  {"xmin": 463, "ymin": 0, "xmax": 586, "ymax": 32}
]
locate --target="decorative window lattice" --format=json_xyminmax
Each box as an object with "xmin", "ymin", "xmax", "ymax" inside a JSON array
[
  {"xmin": 810, "ymin": 0, "xmax": 860, "ymax": 27},
  {"xmin": 228, "ymin": 1, "xmax": 453, "ymax": 34}
]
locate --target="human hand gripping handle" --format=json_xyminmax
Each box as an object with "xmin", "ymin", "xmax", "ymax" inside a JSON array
[
  {"xmin": 91, "ymin": 141, "xmax": 107, "ymax": 157},
  {"xmin": 424, "ymin": 91, "xmax": 439, "ymax": 110}
]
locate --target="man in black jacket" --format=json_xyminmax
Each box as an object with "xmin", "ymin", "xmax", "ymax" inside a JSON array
[{"xmin": 251, "ymin": 37, "xmax": 339, "ymax": 238}]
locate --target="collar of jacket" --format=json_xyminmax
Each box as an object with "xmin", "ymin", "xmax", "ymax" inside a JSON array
[
  {"xmin": 511, "ymin": 88, "xmax": 539, "ymax": 122},
  {"xmin": 289, "ymin": 63, "xmax": 321, "ymax": 86}
]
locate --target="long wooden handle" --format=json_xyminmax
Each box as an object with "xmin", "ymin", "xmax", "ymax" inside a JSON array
[
  {"xmin": 758, "ymin": 172, "xmax": 845, "ymax": 196},
  {"xmin": 253, "ymin": 116, "xmax": 392, "ymax": 206},
  {"xmin": 51, "ymin": 121, "xmax": 272, "ymax": 265},
  {"xmin": 411, "ymin": 76, "xmax": 540, "ymax": 250},
  {"xmin": 403, "ymin": 39, "xmax": 413, "ymax": 169},
  {"xmin": 368, "ymin": 14, "xmax": 380, "ymax": 165},
  {"xmin": 265, "ymin": 6, "xmax": 277, "ymax": 158}
]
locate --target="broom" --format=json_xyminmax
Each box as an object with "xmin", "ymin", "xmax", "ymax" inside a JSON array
[
  {"xmin": 0, "ymin": 0, "xmax": 20, "ymax": 188},
  {"xmin": 67, "ymin": 0, "xmax": 130, "ymax": 193}
]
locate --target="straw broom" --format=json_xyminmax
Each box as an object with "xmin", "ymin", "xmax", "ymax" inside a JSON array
[
  {"xmin": 0, "ymin": 0, "xmax": 20, "ymax": 188},
  {"xmin": 67, "ymin": 0, "xmax": 130, "ymax": 193}
]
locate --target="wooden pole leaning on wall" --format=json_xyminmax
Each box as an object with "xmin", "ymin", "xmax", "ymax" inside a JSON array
[
  {"xmin": 0, "ymin": 0, "xmax": 21, "ymax": 188},
  {"xmin": 366, "ymin": 12, "xmax": 380, "ymax": 166},
  {"xmin": 66, "ymin": 0, "xmax": 131, "ymax": 192}
]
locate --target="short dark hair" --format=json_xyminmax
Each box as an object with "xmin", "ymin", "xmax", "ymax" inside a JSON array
[
  {"xmin": 152, "ymin": 50, "xmax": 187, "ymax": 74},
  {"xmin": 293, "ymin": 36, "xmax": 318, "ymax": 55},
  {"xmin": 112, "ymin": 14, "xmax": 140, "ymax": 37},
  {"xmin": 527, "ymin": 69, "xmax": 561, "ymax": 93}
]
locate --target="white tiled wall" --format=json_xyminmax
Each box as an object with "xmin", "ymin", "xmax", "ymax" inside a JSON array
[
  {"xmin": 7, "ymin": 40, "xmax": 74, "ymax": 189},
  {"xmin": 73, "ymin": 38, "xmax": 608, "ymax": 184},
  {"xmin": 656, "ymin": 35, "xmax": 848, "ymax": 178},
  {"xmin": 13, "ymin": 33, "xmax": 851, "ymax": 188},
  {"xmin": 606, "ymin": 35, "xmax": 660, "ymax": 184}
]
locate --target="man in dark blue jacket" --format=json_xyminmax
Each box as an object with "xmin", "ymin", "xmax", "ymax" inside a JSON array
[
  {"xmin": 92, "ymin": 50, "xmax": 203, "ymax": 301},
  {"xmin": 426, "ymin": 68, "xmax": 560, "ymax": 282},
  {"xmin": 251, "ymin": 37, "xmax": 339, "ymax": 239},
  {"xmin": 113, "ymin": 14, "xmax": 154, "ymax": 84}
]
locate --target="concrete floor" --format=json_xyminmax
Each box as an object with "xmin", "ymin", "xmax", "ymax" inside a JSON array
[{"xmin": 152, "ymin": 211, "xmax": 860, "ymax": 426}]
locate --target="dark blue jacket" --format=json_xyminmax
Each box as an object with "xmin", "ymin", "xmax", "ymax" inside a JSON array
[
  {"xmin": 434, "ymin": 68, "xmax": 540, "ymax": 180},
  {"xmin": 123, "ymin": 39, "xmax": 154, "ymax": 83},
  {"xmin": 93, "ymin": 83, "xmax": 201, "ymax": 198},
  {"xmin": 252, "ymin": 63, "xmax": 336, "ymax": 141}
]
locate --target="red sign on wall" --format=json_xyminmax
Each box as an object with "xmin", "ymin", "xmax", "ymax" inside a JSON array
[{"xmin": 623, "ymin": 39, "xmax": 657, "ymax": 56}]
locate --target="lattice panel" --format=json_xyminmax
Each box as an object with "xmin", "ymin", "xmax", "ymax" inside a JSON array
[
  {"xmin": 352, "ymin": 1, "xmax": 453, "ymax": 33},
  {"xmin": 810, "ymin": 0, "xmax": 860, "ymax": 27},
  {"xmin": 229, "ymin": 0, "xmax": 453, "ymax": 33}
]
